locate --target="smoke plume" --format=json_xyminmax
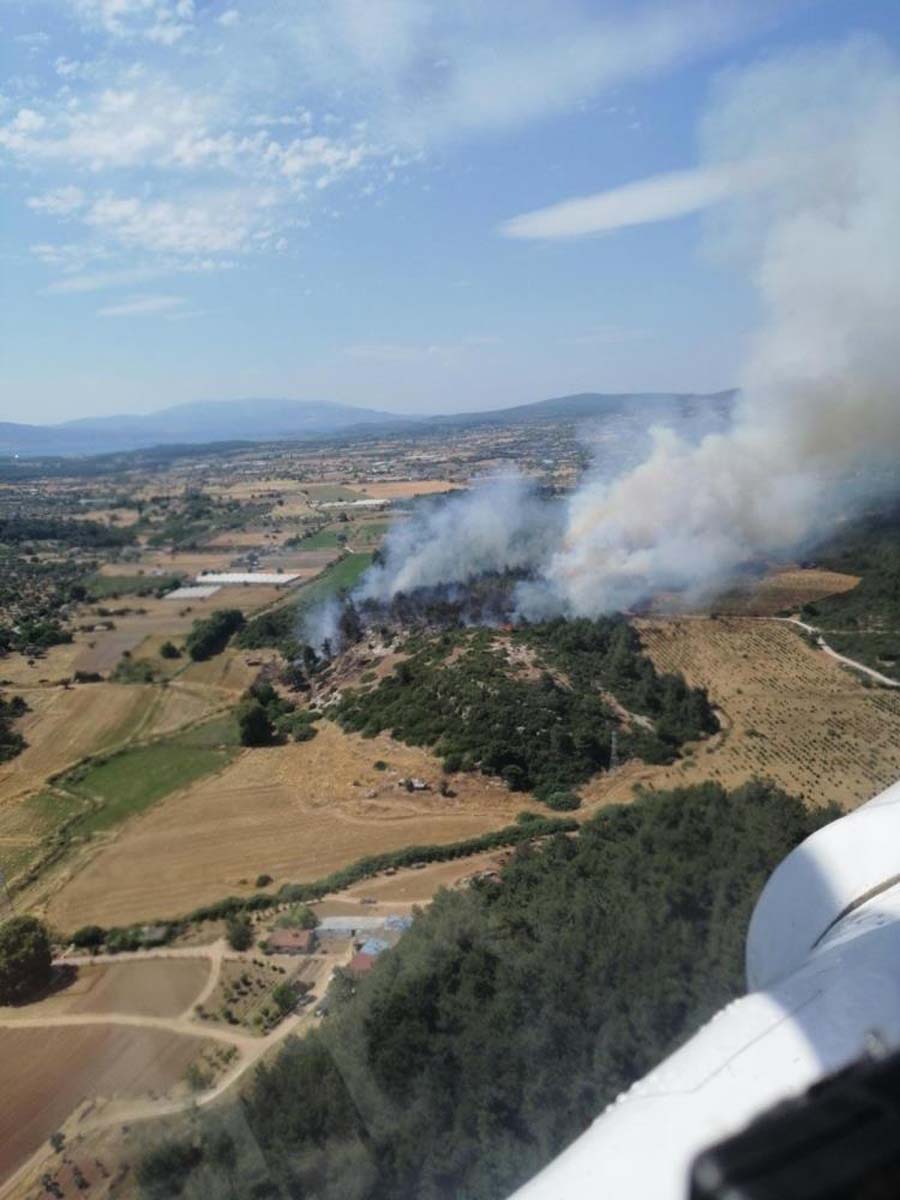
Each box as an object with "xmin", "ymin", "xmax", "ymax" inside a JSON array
[{"xmin": 309, "ymin": 38, "xmax": 900, "ymax": 639}]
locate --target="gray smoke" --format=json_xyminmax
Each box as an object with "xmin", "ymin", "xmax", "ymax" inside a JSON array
[
  {"xmin": 357, "ymin": 474, "xmax": 564, "ymax": 603},
  {"xmin": 306, "ymin": 38, "xmax": 900, "ymax": 636}
]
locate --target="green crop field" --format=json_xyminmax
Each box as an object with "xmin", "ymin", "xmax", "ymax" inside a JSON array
[
  {"xmin": 85, "ymin": 573, "xmax": 181, "ymax": 599},
  {"xmin": 64, "ymin": 742, "xmax": 234, "ymax": 836},
  {"xmin": 296, "ymin": 552, "xmax": 373, "ymax": 610}
]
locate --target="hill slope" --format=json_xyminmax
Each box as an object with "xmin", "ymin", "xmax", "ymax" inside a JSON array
[{"xmin": 0, "ymin": 390, "xmax": 736, "ymax": 457}]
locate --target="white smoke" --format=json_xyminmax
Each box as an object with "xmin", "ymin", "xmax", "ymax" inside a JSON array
[
  {"xmin": 357, "ymin": 474, "xmax": 563, "ymax": 603},
  {"xmin": 307, "ymin": 38, "xmax": 900, "ymax": 635},
  {"xmin": 521, "ymin": 37, "xmax": 900, "ymax": 615}
]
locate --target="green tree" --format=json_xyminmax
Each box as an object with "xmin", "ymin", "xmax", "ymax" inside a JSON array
[
  {"xmin": 272, "ymin": 982, "xmax": 296, "ymax": 1015},
  {"xmin": 226, "ymin": 914, "xmax": 254, "ymax": 952},
  {"xmin": 237, "ymin": 700, "xmax": 275, "ymax": 747},
  {"xmin": 159, "ymin": 640, "xmax": 181, "ymax": 659},
  {"xmin": 0, "ymin": 915, "xmax": 53, "ymax": 1004}
]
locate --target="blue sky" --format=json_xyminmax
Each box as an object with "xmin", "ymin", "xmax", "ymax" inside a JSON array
[{"xmin": 1, "ymin": 0, "xmax": 898, "ymax": 423}]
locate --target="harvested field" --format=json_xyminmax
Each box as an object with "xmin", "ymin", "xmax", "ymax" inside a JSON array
[
  {"xmin": 315, "ymin": 850, "xmax": 510, "ymax": 912},
  {"xmin": 354, "ymin": 479, "xmax": 461, "ymax": 499},
  {"xmin": 46, "ymin": 723, "xmax": 524, "ymax": 929},
  {"xmin": 0, "ymin": 641, "xmax": 83, "ymax": 687},
  {"xmin": 711, "ymin": 567, "xmax": 860, "ymax": 616},
  {"xmin": 177, "ymin": 650, "xmax": 260, "ymax": 692},
  {"xmin": 579, "ymin": 617, "xmax": 900, "ymax": 812},
  {"xmin": 0, "ymin": 684, "xmax": 154, "ymax": 803},
  {"xmin": 0, "ymin": 1025, "xmax": 212, "ymax": 1183},
  {"xmin": 72, "ymin": 630, "xmax": 146, "ymax": 673},
  {"xmin": 0, "ymin": 959, "xmax": 209, "ymax": 1020}
]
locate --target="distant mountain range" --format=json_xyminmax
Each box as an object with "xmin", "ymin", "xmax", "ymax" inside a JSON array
[{"xmin": 0, "ymin": 391, "xmax": 736, "ymax": 458}]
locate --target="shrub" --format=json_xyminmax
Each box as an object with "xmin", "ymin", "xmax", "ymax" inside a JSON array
[
  {"xmin": 272, "ymin": 982, "xmax": 296, "ymax": 1015},
  {"xmin": 238, "ymin": 700, "xmax": 276, "ymax": 747},
  {"xmin": 71, "ymin": 925, "xmax": 105, "ymax": 949},
  {"xmin": 544, "ymin": 790, "xmax": 581, "ymax": 812},
  {"xmin": 255, "ymin": 874, "xmax": 273, "ymax": 888},
  {"xmin": 186, "ymin": 609, "xmax": 245, "ymax": 662},
  {"xmin": 160, "ymin": 640, "xmax": 181, "ymax": 659},
  {"xmin": 226, "ymin": 914, "xmax": 254, "ymax": 951}
]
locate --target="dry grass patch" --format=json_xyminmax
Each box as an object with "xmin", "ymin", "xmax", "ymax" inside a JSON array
[
  {"xmin": 0, "ymin": 684, "xmax": 154, "ymax": 804},
  {"xmin": 355, "ymin": 479, "xmax": 462, "ymax": 499},
  {"xmin": 584, "ymin": 617, "xmax": 900, "ymax": 812},
  {"xmin": 711, "ymin": 567, "xmax": 860, "ymax": 616},
  {"xmin": 1, "ymin": 960, "xmax": 209, "ymax": 1021},
  {"xmin": 46, "ymin": 723, "xmax": 523, "ymax": 929}
]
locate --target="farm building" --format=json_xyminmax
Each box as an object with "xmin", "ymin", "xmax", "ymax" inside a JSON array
[
  {"xmin": 358, "ymin": 937, "xmax": 389, "ymax": 957},
  {"xmin": 315, "ymin": 915, "xmax": 387, "ymax": 939},
  {"xmin": 347, "ymin": 952, "xmax": 378, "ymax": 976},
  {"xmin": 195, "ymin": 572, "xmax": 300, "ymax": 586},
  {"xmin": 265, "ymin": 928, "xmax": 317, "ymax": 955},
  {"xmin": 164, "ymin": 585, "xmax": 221, "ymax": 600}
]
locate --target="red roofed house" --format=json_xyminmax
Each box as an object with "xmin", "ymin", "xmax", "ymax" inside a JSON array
[
  {"xmin": 347, "ymin": 951, "xmax": 377, "ymax": 976},
  {"xmin": 266, "ymin": 928, "xmax": 317, "ymax": 955}
]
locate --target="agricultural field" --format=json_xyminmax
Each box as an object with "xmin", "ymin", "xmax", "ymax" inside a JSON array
[
  {"xmin": 0, "ymin": 959, "xmax": 210, "ymax": 1020},
  {"xmin": 44, "ymin": 722, "xmax": 525, "ymax": 930},
  {"xmin": 0, "ymin": 1025, "xmax": 213, "ymax": 1184},
  {"xmin": 616, "ymin": 616, "xmax": 900, "ymax": 811},
  {"xmin": 710, "ymin": 566, "xmax": 861, "ymax": 616}
]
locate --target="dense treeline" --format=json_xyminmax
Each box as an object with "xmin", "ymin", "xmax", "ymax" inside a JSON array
[
  {"xmin": 337, "ymin": 621, "xmax": 715, "ymax": 804},
  {"xmin": 139, "ymin": 780, "xmax": 833, "ymax": 1200},
  {"xmin": 185, "ymin": 609, "xmax": 245, "ymax": 661},
  {"xmin": 524, "ymin": 616, "xmax": 718, "ymax": 745},
  {"xmin": 0, "ymin": 515, "xmax": 134, "ymax": 547},
  {"xmin": 0, "ymin": 693, "xmax": 28, "ymax": 762},
  {"xmin": 236, "ymin": 605, "xmax": 299, "ymax": 658}
]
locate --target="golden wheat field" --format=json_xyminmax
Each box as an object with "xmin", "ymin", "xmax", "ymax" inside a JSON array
[{"xmin": 43, "ymin": 723, "xmax": 528, "ymax": 929}]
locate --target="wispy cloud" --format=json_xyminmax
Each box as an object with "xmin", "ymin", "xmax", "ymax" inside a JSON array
[
  {"xmin": 97, "ymin": 292, "xmax": 185, "ymax": 316},
  {"xmin": 5, "ymin": 0, "xmax": 779, "ymax": 298},
  {"xmin": 500, "ymin": 165, "xmax": 737, "ymax": 239}
]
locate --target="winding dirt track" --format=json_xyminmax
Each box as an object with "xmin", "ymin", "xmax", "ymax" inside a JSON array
[
  {"xmin": 0, "ymin": 939, "xmax": 340, "ymax": 1200},
  {"xmin": 777, "ymin": 617, "xmax": 900, "ymax": 688}
]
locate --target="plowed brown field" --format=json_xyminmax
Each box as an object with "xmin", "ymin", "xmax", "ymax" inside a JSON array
[{"xmin": 0, "ymin": 1025, "xmax": 211, "ymax": 1182}]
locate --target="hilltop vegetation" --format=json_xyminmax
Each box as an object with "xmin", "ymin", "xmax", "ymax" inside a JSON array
[
  {"xmin": 805, "ymin": 505, "xmax": 900, "ymax": 669},
  {"xmin": 336, "ymin": 618, "xmax": 716, "ymax": 805},
  {"xmin": 139, "ymin": 779, "xmax": 831, "ymax": 1200}
]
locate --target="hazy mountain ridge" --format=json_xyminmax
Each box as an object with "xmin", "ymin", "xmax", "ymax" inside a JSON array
[{"xmin": 0, "ymin": 391, "xmax": 736, "ymax": 457}]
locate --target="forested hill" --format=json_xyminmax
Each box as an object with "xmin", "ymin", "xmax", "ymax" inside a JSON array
[
  {"xmin": 138, "ymin": 780, "xmax": 835, "ymax": 1200},
  {"xmin": 336, "ymin": 617, "xmax": 718, "ymax": 807}
]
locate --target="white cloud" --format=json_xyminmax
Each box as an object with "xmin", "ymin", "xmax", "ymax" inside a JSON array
[
  {"xmin": 4, "ymin": 0, "xmax": 777, "ymax": 299},
  {"xmin": 70, "ymin": 0, "xmax": 196, "ymax": 43},
  {"xmin": 498, "ymin": 152, "xmax": 789, "ymax": 239},
  {"xmin": 278, "ymin": 0, "xmax": 772, "ymax": 145},
  {"xmin": 84, "ymin": 190, "xmax": 271, "ymax": 255},
  {"xmin": 500, "ymin": 165, "xmax": 737, "ymax": 239},
  {"xmin": 27, "ymin": 185, "xmax": 86, "ymax": 216},
  {"xmin": 97, "ymin": 292, "xmax": 185, "ymax": 316}
]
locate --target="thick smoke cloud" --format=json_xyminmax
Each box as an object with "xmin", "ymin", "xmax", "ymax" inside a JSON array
[
  {"xmin": 521, "ymin": 37, "xmax": 900, "ymax": 616},
  {"xmin": 358, "ymin": 475, "xmax": 563, "ymax": 602},
  {"xmin": 308, "ymin": 38, "xmax": 900, "ymax": 637}
]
